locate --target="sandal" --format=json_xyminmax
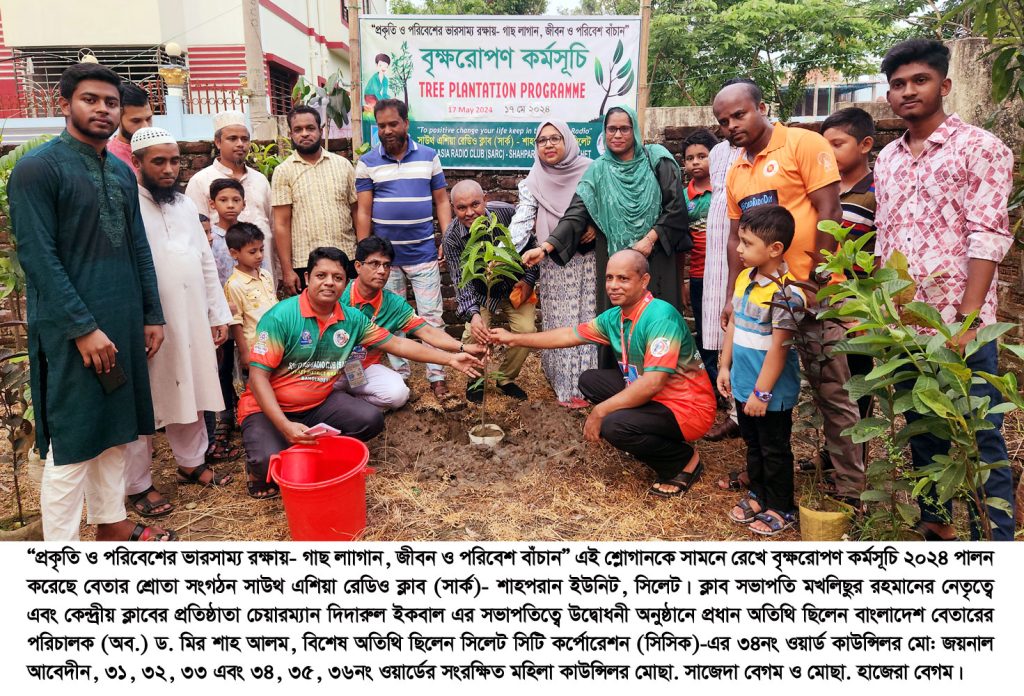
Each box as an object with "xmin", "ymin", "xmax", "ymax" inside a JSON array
[
  {"xmin": 797, "ymin": 450, "xmax": 834, "ymax": 473},
  {"xmin": 750, "ymin": 509, "xmax": 798, "ymax": 537},
  {"xmin": 247, "ymin": 480, "xmax": 280, "ymax": 500},
  {"xmin": 127, "ymin": 522, "xmax": 177, "ymax": 542},
  {"xmin": 430, "ymin": 380, "xmax": 450, "ymax": 399},
  {"xmin": 649, "ymin": 459, "xmax": 703, "ymax": 498},
  {"xmin": 728, "ymin": 495, "xmax": 762, "ymax": 524},
  {"xmin": 206, "ymin": 422, "xmax": 242, "ymax": 463},
  {"xmin": 177, "ymin": 463, "xmax": 232, "ymax": 487},
  {"xmin": 559, "ymin": 397, "xmax": 591, "ymax": 409},
  {"xmin": 717, "ymin": 469, "xmax": 749, "ymax": 491},
  {"xmin": 126, "ymin": 486, "xmax": 174, "ymax": 518}
]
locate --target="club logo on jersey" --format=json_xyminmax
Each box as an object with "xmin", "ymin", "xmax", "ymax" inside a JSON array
[
  {"xmin": 763, "ymin": 159, "xmax": 779, "ymax": 177},
  {"xmin": 650, "ymin": 337, "xmax": 671, "ymax": 358},
  {"xmin": 299, "ymin": 329, "xmax": 313, "ymax": 346},
  {"xmin": 333, "ymin": 329, "xmax": 350, "ymax": 348},
  {"xmin": 253, "ymin": 331, "xmax": 270, "ymax": 356}
]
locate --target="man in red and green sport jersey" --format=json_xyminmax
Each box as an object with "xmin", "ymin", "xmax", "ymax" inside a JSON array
[
  {"xmin": 490, "ymin": 249, "xmax": 716, "ymax": 498},
  {"xmin": 237, "ymin": 246, "xmax": 482, "ymax": 499},
  {"xmin": 341, "ymin": 236, "xmax": 488, "ymax": 410}
]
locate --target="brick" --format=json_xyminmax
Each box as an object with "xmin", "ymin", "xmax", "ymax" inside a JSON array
[
  {"xmin": 874, "ymin": 118, "xmax": 905, "ymax": 131},
  {"xmin": 178, "ymin": 140, "xmax": 213, "ymax": 154}
]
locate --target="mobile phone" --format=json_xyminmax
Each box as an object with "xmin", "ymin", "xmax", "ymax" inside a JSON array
[{"xmin": 96, "ymin": 364, "xmax": 127, "ymax": 394}]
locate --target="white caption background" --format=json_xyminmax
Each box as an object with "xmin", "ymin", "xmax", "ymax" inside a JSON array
[{"xmin": 1, "ymin": 541, "xmax": 1021, "ymax": 695}]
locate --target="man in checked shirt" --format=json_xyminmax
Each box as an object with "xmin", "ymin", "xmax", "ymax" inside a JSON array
[{"xmin": 874, "ymin": 39, "xmax": 1015, "ymax": 540}]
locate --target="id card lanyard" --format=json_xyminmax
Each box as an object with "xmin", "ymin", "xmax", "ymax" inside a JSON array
[
  {"xmin": 344, "ymin": 288, "xmax": 383, "ymax": 388},
  {"xmin": 618, "ymin": 293, "xmax": 652, "ymax": 385}
]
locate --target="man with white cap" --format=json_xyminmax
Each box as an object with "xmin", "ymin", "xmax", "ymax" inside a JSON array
[
  {"xmin": 184, "ymin": 110, "xmax": 274, "ymax": 275},
  {"xmin": 125, "ymin": 127, "xmax": 234, "ymax": 517}
]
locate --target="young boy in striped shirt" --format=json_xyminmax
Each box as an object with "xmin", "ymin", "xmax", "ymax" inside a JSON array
[{"xmin": 717, "ymin": 205, "xmax": 805, "ymax": 535}]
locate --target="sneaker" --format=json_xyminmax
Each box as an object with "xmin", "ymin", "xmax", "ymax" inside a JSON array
[{"xmin": 498, "ymin": 382, "xmax": 528, "ymax": 400}]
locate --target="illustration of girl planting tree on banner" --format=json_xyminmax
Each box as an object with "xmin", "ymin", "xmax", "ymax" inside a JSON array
[{"xmin": 359, "ymin": 15, "xmax": 641, "ymax": 169}]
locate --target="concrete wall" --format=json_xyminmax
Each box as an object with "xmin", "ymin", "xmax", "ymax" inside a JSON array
[
  {"xmin": 0, "ymin": 0, "xmax": 165, "ymax": 45},
  {"xmin": 945, "ymin": 37, "xmax": 1024, "ymax": 151}
]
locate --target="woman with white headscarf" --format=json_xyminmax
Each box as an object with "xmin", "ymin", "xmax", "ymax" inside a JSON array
[{"xmin": 509, "ymin": 120, "xmax": 597, "ymax": 407}]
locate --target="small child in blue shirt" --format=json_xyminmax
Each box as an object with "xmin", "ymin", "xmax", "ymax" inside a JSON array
[{"xmin": 717, "ymin": 205, "xmax": 805, "ymax": 536}]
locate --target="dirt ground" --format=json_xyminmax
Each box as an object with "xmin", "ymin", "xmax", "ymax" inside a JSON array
[{"xmin": 2, "ymin": 352, "xmax": 1022, "ymax": 542}]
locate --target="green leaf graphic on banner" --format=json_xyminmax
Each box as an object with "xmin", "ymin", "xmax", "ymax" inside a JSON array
[
  {"xmin": 613, "ymin": 39, "xmax": 623, "ymax": 65},
  {"xmin": 594, "ymin": 57, "xmax": 604, "ymax": 86}
]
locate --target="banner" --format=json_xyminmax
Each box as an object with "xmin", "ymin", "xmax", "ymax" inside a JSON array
[{"xmin": 358, "ymin": 15, "xmax": 642, "ymax": 169}]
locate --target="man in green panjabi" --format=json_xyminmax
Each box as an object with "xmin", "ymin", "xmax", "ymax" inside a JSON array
[{"xmin": 9, "ymin": 63, "xmax": 173, "ymax": 542}]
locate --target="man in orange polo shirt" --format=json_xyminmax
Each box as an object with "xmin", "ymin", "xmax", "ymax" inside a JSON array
[{"xmin": 713, "ymin": 80, "xmax": 864, "ymax": 506}]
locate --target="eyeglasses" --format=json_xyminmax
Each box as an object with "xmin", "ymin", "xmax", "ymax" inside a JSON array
[
  {"xmin": 605, "ymin": 125, "xmax": 633, "ymax": 136},
  {"xmin": 361, "ymin": 260, "xmax": 392, "ymax": 270},
  {"xmin": 536, "ymin": 135, "xmax": 564, "ymax": 147}
]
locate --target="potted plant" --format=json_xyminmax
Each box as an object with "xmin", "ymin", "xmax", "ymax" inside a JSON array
[
  {"xmin": 791, "ymin": 401, "xmax": 856, "ymax": 541},
  {"xmin": 815, "ymin": 220, "xmax": 1024, "ymax": 539},
  {"xmin": 457, "ymin": 212, "xmax": 525, "ymax": 447}
]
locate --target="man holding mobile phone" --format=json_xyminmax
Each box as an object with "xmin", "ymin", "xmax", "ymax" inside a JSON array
[{"xmin": 9, "ymin": 64, "xmax": 171, "ymax": 542}]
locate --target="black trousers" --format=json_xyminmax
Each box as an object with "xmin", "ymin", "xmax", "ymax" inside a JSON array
[
  {"xmin": 241, "ymin": 389, "xmax": 385, "ymax": 481},
  {"xmin": 735, "ymin": 403, "xmax": 794, "ymax": 512},
  {"xmin": 578, "ymin": 368, "xmax": 693, "ymax": 480}
]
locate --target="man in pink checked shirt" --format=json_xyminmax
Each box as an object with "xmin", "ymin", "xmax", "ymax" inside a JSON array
[{"xmin": 874, "ymin": 39, "xmax": 1015, "ymax": 541}]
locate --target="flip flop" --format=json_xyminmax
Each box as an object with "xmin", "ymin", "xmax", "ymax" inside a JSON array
[{"xmin": 649, "ymin": 460, "xmax": 704, "ymax": 498}]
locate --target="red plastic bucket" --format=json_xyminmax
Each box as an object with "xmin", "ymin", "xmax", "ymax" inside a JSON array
[{"xmin": 267, "ymin": 436, "xmax": 374, "ymax": 541}]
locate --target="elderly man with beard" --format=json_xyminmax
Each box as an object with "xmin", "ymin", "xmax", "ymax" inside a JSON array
[
  {"xmin": 106, "ymin": 82, "xmax": 152, "ymax": 172},
  {"xmin": 122, "ymin": 127, "xmax": 234, "ymax": 518},
  {"xmin": 9, "ymin": 64, "xmax": 170, "ymax": 541},
  {"xmin": 185, "ymin": 110, "xmax": 274, "ymax": 275},
  {"xmin": 273, "ymin": 106, "xmax": 359, "ymax": 295}
]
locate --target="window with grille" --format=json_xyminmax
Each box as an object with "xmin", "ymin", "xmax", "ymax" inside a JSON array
[
  {"xmin": 267, "ymin": 62, "xmax": 298, "ymax": 116},
  {"xmin": 11, "ymin": 45, "xmax": 184, "ymax": 116}
]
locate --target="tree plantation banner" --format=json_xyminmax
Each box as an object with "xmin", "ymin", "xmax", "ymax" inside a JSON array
[{"xmin": 359, "ymin": 15, "xmax": 642, "ymax": 169}]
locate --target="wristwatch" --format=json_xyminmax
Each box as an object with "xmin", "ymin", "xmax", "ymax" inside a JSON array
[
  {"xmin": 753, "ymin": 389, "xmax": 773, "ymax": 403},
  {"xmin": 459, "ymin": 342, "xmax": 466, "ymax": 353}
]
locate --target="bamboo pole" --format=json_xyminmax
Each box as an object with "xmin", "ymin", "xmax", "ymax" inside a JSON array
[
  {"xmin": 349, "ymin": 2, "xmax": 363, "ymax": 154},
  {"xmin": 637, "ymin": 2, "xmax": 652, "ymax": 139}
]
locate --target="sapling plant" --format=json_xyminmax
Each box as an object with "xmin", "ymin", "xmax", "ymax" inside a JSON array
[
  {"xmin": 814, "ymin": 220, "xmax": 1024, "ymax": 539},
  {"xmin": 457, "ymin": 212, "xmax": 525, "ymax": 436}
]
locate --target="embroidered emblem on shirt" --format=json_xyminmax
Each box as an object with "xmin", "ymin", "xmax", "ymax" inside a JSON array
[
  {"xmin": 253, "ymin": 329, "xmax": 270, "ymax": 354},
  {"xmin": 817, "ymin": 151, "xmax": 834, "ymax": 172},
  {"xmin": 333, "ymin": 329, "xmax": 350, "ymax": 348},
  {"xmin": 650, "ymin": 337, "xmax": 670, "ymax": 358},
  {"xmin": 763, "ymin": 160, "xmax": 779, "ymax": 177},
  {"xmin": 299, "ymin": 329, "xmax": 313, "ymax": 346}
]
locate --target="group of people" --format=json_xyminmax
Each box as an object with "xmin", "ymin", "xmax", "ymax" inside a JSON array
[{"xmin": 10, "ymin": 37, "xmax": 1015, "ymax": 541}]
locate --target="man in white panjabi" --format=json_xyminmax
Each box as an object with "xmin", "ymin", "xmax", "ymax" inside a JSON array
[
  {"xmin": 123, "ymin": 128, "xmax": 234, "ymax": 517},
  {"xmin": 184, "ymin": 110, "xmax": 276, "ymax": 277}
]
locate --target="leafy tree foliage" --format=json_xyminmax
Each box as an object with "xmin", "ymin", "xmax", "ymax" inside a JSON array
[{"xmin": 570, "ymin": 1, "xmax": 923, "ymax": 119}]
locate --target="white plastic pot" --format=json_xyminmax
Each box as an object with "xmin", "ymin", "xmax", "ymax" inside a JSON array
[{"xmin": 469, "ymin": 424, "xmax": 505, "ymax": 447}]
